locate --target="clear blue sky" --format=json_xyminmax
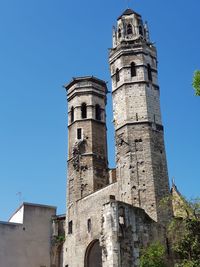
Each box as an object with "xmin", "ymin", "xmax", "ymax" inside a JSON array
[{"xmin": 0, "ymin": 0, "xmax": 199, "ymax": 220}]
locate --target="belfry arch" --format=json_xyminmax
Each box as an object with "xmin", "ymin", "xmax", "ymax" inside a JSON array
[{"xmin": 84, "ymin": 240, "xmax": 102, "ymax": 267}]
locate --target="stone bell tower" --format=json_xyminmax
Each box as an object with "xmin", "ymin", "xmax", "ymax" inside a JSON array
[
  {"xmin": 109, "ymin": 9, "xmax": 171, "ymax": 224},
  {"xmin": 64, "ymin": 77, "xmax": 109, "ymax": 208}
]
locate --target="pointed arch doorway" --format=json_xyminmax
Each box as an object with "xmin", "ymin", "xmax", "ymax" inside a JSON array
[{"xmin": 84, "ymin": 239, "xmax": 102, "ymax": 267}]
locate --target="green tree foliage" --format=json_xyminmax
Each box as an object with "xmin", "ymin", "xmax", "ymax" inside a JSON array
[
  {"xmin": 139, "ymin": 242, "xmax": 167, "ymax": 267},
  {"xmin": 140, "ymin": 198, "xmax": 200, "ymax": 267},
  {"xmin": 192, "ymin": 70, "xmax": 200, "ymax": 96},
  {"xmin": 169, "ymin": 198, "xmax": 200, "ymax": 267},
  {"xmin": 175, "ymin": 260, "xmax": 200, "ymax": 267}
]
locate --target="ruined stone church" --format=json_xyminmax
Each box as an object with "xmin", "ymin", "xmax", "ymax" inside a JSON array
[{"xmin": 0, "ymin": 7, "xmax": 176, "ymax": 267}]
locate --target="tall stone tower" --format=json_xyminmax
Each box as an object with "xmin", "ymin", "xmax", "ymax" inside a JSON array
[
  {"xmin": 109, "ymin": 9, "xmax": 171, "ymax": 224},
  {"xmin": 64, "ymin": 76, "xmax": 109, "ymax": 207}
]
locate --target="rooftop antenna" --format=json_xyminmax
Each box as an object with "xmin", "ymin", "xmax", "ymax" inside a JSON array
[
  {"xmin": 172, "ymin": 177, "xmax": 176, "ymax": 186},
  {"xmin": 126, "ymin": 0, "xmax": 131, "ymax": 8},
  {"xmin": 16, "ymin": 192, "xmax": 22, "ymax": 206}
]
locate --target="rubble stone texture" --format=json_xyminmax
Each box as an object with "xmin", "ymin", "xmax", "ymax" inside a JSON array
[{"xmin": 63, "ymin": 8, "xmax": 172, "ymax": 267}]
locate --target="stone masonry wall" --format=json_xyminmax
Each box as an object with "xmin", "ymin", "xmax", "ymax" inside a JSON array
[{"xmin": 100, "ymin": 200, "xmax": 162, "ymax": 267}]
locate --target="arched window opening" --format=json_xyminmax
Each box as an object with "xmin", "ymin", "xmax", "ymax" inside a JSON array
[
  {"xmin": 95, "ymin": 104, "xmax": 101, "ymax": 121},
  {"xmin": 147, "ymin": 64, "xmax": 152, "ymax": 81},
  {"xmin": 131, "ymin": 62, "xmax": 136, "ymax": 77},
  {"xmin": 127, "ymin": 24, "xmax": 133, "ymax": 35},
  {"xmin": 84, "ymin": 240, "xmax": 102, "ymax": 267},
  {"xmin": 81, "ymin": 103, "xmax": 87, "ymax": 119},
  {"xmin": 139, "ymin": 25, "xmax": 143, "ymax": 36},
  {"xmin": 116, "ymin": 68, "xmax": 120, "ymax": 83},
  {"xmin": 118, "ymin": 28, "xmax": 121, "ymax": 38},
  {"xmin": 71, "ymin": 106, "xmax": 74, "ymax": 123}
]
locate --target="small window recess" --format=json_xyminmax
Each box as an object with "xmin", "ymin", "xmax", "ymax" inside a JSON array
[
  {"xmin": 87, "ymin": 219, "xmax": 91, "ymax": 233},
  {"xmin": 127, "ymin": 24, "xmax": 133, "ymax": 35},
  {"xmin": 118, "ymin": 28, "xmax": 121, "ymax": 38},
  {"xmin": 71, "ymin": 106, "xmax": 74, "ymax": 123},
  {"xmin": 139, "ymin": 25, "xmax": 143, "ymax": 36},
  {"xmin": 81, "ymin": 103, "xmax": 87, "ymax": 119},
  {"xmin": 68, "ymin": 221, "xmax": 73, "ymax": 234},
  {"xmin": 77, "ymin": 128, "xmax": 82, "ymax": 140},
  {"xmin": 131, "ymin": 62, "xmax": 136, "ymax": 77},
  {"xmin": 116, "ymin": 68, "xmax": 120, "ymax": 83},
  {"xmin": 95, "ymin": 104, "xmax": 101, "ymax": 121},
  {"xmin": 147, "ymin": 64, "xmax": 152, "ymax": 81}
]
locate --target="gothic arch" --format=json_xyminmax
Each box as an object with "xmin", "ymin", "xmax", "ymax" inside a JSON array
[
  {"xmin": 127, "ymin": 24, "xmax": 133, "ymax": 35},
  {"xmin": 84, "ymin": 240, "xmax": 102, "ymax": 267},
  {"xmin": 131, "ymin": 62, "xmax": 136, "ymax": 77}
]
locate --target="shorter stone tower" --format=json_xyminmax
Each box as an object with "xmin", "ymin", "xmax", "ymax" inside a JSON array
[
  {"xmin": 63, "ymin": 77, "xmax": 111, "ymax": 267},
  {"xmin": 64, "ymin": 77, "xmax": 109, "ymax": 207}
]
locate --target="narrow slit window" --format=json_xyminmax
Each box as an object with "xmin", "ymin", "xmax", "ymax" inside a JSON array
[
  {"xmin": 87, "ymin": 219, "xmax": 91, "ymax": 233},
  {"xmin": 139, "ymin": 25, "xmax": 143, "ymax": 36},
  {"xmin": 77, "ymin": 128, "xmax": 82, "ymax": 140},
  {"xmin": 116, "ymin": 68, "xmax": 120, "ymax": 82},
  {"xmin": 71, "ymin": 106, "xmax": 74, "ymax": 123},
  {"xmin": 127, "ymin": 24, "xmax": 133, "ymax": 35},
  {"xmin": 68, "ymin": 221, "xmax": 73, "ymax": 234},
  {"xmin": 147, "ymin": 64, "xmax": 152, "ymax": 81},
  {"xmin": 154, "ymin": 114, "xmax": 156, "ymax": 123},
  {"xmin": 95, "ymin": 104, "xmax": 101, "ymax": 121},
  {"xmin": 118, "ymin": 28, "xmax": 121, "ymax": 38},
  {"xmin": 131, "ymin": 62, "xmax": 136, "ymax": 77},
  {"xmin": 81, "ymin": 103, "xmax": 87, "ymax": 119}
]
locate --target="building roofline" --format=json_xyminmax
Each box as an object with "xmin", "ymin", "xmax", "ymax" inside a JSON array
[
  {"xmin": 8, "ymin": 202, "xmax": 57, "ymax": 222},
  {"xmin": 64, "ymin": 76, "xmax": 107, "ymax": 90},
  {"xmin": 52, "ymin": 214, "xmax": 66, "ymax": 220},
  {"xmin": 117, "ymin": 8, "xmax": 141, "ymax": 20},
  {"xmin": 23, "ymin": 202, "xmax": 57, "ymax": 209},
  {"xmin": 171, "ymin": 183, "xmax": 183, "ymax": 198}
]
